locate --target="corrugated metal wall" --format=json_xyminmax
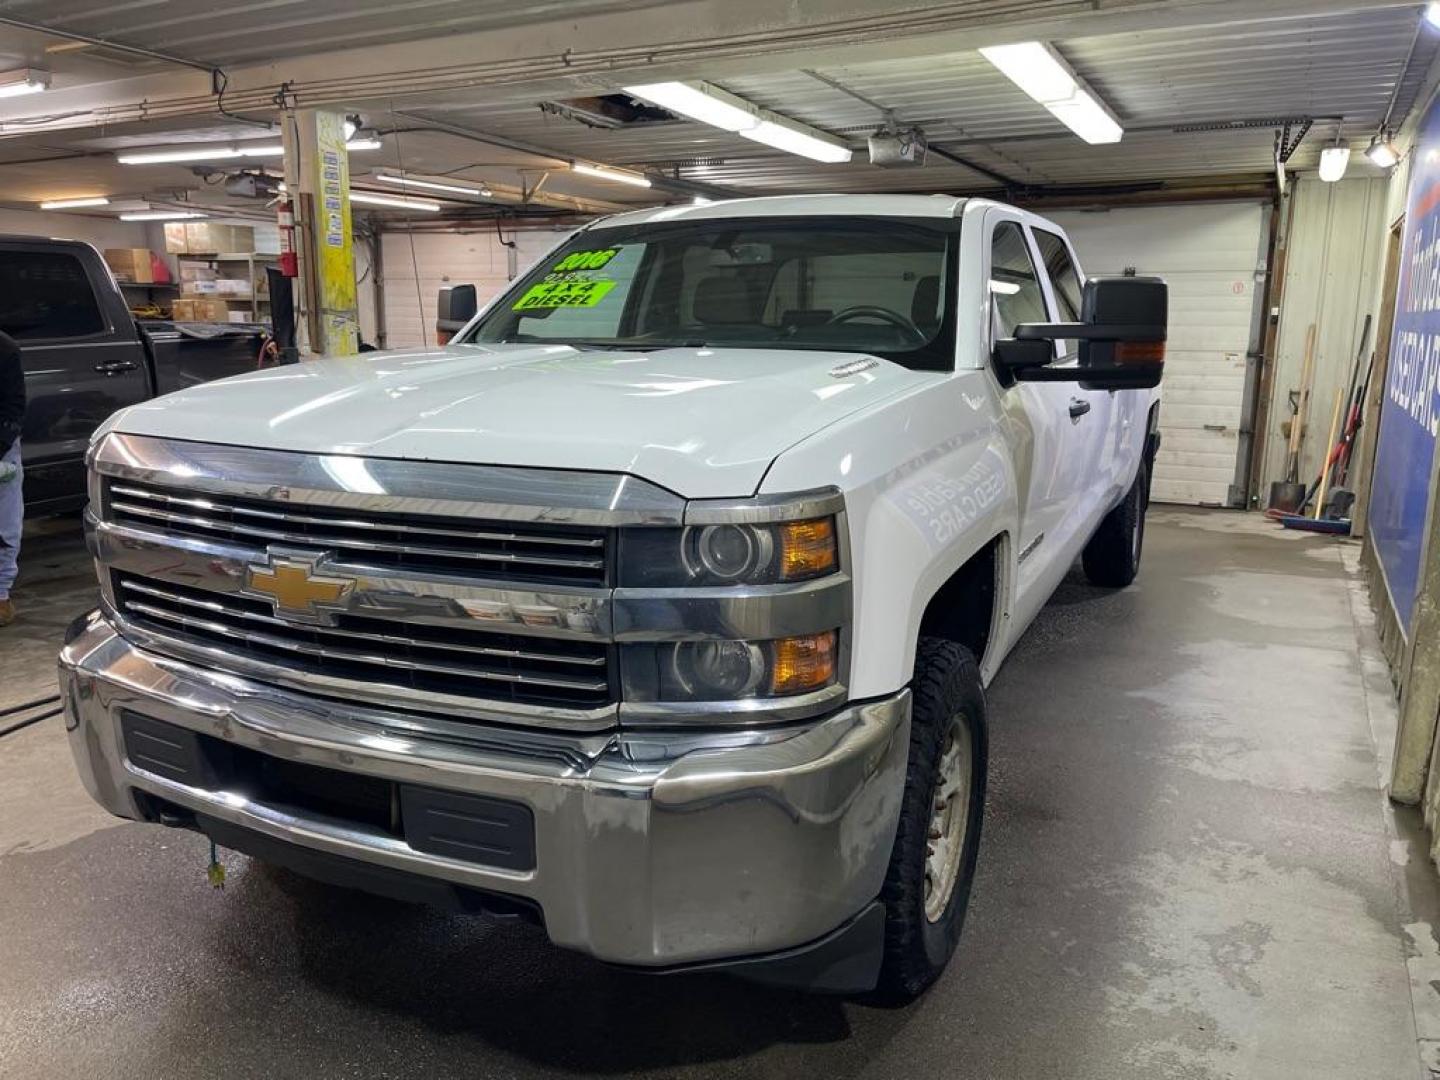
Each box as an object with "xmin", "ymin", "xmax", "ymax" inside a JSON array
[{"xmin": 1261, "ymin": 176, "xmax": 1390, "ymax": 495}]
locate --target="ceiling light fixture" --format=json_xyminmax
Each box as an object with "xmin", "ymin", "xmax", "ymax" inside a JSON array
[
  {"xmin": 343, "ymin": 114, "xmax": 363, "ymax": 141},
  {"xmin": 117, "ymin": 144, "xmax": 284, "ymax": 165},
  {"xmin": 1319, "ymin": 142, "xmax": 1351, "ymax": 182},
  {"xmin": 741, "ymin": 117, "xmax": 853, "ymax": 163},
  {"xmin": 978, "ymin": 41, "xmax": 1124, "ymax": 144},
  {"xmin": 571, "ymin": 162, "xmax": 653, "ymax": 187},
  {"xmin": 0, "ymin": 68, "xmax": 50, "ymax": 99},
  {"xmin": 118, "ymin": 137, "xmax": 380, "ymax": 166},
  {"xmin": 119, "ymin": 211, "xmax": 207, "ymax": 221},
  {"xmin": 692, "ymin": 196, "xmax": 715, "ymax": 206},
  {"xmin": 1365, "ymin": 132, "xmax": 1400, "ymax": 169},
  {"xmin": 623, "ymin": 80, "xmax": 853, "ymax": 163},
  {"xmin": 1427, "ymin": 1, "xmax": 1440, "ymax": 29},
  {"xmin": 372, "ymin": 173, "xmax": 492, "ymax": 197},
  {"xmin": 39, "ymin": 196, "xmax": 110, "ymax": 209},
  {"xmin": 625, "ymin": 81, "xmax": 758, "ymax": 132},
  {"xmin": 349, "ymin": 191, "xmax": 442, "ymax": 211}
]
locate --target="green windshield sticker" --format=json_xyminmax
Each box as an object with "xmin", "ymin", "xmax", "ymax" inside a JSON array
[
  {"xmin": 551, "ymin": 248, "xmax": 620, "ymax": 273},
  {"xmin": 513, "ymin": 278, "xmax": 617, "ymax": 311}
]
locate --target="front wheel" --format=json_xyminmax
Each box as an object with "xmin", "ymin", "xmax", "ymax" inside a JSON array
[
  {"xmin": 875, "ymin": 638, "xmax": 988, "ymax": 1002},
  {"xmin": 1082, "ymin": 461, "xmax": 1148, "ymax": 588}
]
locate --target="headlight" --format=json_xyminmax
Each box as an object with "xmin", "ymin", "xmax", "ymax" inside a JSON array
[
  {"xmin": 620, "ymin": 631, "xmax": 839, "ymax": 702},
  {"xmin": 618, "ymin": 517, "xmax": 839, "ymax": 587}
]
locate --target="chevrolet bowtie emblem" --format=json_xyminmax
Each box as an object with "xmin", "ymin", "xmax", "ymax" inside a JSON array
[{"xmin": 244, "ymin": 553, "xmax": 355, "ymax": 624}]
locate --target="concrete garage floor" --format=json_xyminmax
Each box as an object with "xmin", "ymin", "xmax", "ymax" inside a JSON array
[{"xmin": 1, "ymin": 507, "xmax": 1436, "ymax": 1080}]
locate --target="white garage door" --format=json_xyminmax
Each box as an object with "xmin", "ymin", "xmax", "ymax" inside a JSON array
[
  {"xmin": 1048, "ymin": 203, "xmax": 1267, "ymax": 506},
  {"xmin": 380, "ymin": 228, "xmax": 571, "ymax": 348}
]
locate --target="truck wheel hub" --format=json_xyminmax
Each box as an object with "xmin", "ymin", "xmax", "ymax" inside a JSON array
[{"xmin": 924, "ymin": 715, "xmax": 973, "ymax": 923}]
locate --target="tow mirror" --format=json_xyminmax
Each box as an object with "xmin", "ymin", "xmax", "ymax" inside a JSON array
[
  {"xmin": 436, "ymin": 284, "xmax": 477, "ymax": 346},
  {"xmin": 1000, "ymin": 276, "xmax": 1167, "ymax": 390}
]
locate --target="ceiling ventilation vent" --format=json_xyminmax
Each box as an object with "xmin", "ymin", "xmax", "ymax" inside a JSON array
[{"xmin": 540, "ymin": 95, "xmax": 677, "ymax": 130}]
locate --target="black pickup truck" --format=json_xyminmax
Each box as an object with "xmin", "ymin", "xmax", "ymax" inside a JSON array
[{"xmin": 2, "ymin": 236, "xmax": 267, "ymax": 515}]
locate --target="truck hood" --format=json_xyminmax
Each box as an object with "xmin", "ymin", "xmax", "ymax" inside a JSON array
[{"xmin": 106, "ymin": 342, "xmax": 932, "ymax": 497}]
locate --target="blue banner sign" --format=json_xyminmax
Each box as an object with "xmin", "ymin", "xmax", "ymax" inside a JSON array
[{"xmin": 1371, "ymin": 99, "xmax": 1440, "ymax": 632}]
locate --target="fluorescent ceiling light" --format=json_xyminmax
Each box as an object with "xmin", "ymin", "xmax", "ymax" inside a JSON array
[
  {"xmin": 1319, "ymin": 144, "xmax": 1351, "ymax": 182},
  {"xmin": 1047, "ymin": 91, "xmax": 1123, "ymax": 145},
  {"xmin": 118, "ymin": 143, "xmax": 284, "ymax": 165},
  {"xmin": 373, "ymin": 173, "xmax": 491, "ymax": 197},
  {"xmin": 571, "ymin": 162, "xmax": 652, "ymax": 188},
  {"xmin": 349, "ymin": 191, "xmax": 442, "ymax": 211},
  {"xmin": 978, "ymin": 43, "xmax": 1076, "ymax": 104},
  {"xmin": 1428, "ymin": 1, "xmax": 1440, "ymax": 29},
  {"xmin": 119, "ymin": 137, "xmax": 378, "ymax": 165},
  {"xmin": 692, "ymin": 196, "xmax": 714, "ymax": 206},
  {"xmin": 979, "ymin": 41, "xmax": 1124, "ymax": 145},
  {"xmin": 0, "ymin": 68, "xmax": 50, "ymax": 99},
  {"xmin": 624, "ymin": 81, "xmax": 757, "ymax": 132},
  {"xmin": 1365, "ymin": 134, "xmax": 1400, "ymax": 169},
  {"xmin": 625, "ymin": 78, "xmax": 852, "ymax": 164},
  {"xmin": 39, "ymin": 196, "xmax": 109, "ymax": 209},
  {"xmin": 741, "ymin": 117, "xmax": 852, "ymax": 163},
  {"xmin": 119, "ymin": 210, "xmax": 206, "ymax": 221}
]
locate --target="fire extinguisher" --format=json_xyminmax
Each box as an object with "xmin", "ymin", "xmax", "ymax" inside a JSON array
[{"xmin": 276, "ymin": 197, "xmax": 298, "ymax": 277}]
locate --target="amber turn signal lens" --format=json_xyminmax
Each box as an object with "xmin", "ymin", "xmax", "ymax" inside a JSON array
[
  {"xmin": 778, "ymin": 517, "xmax": 838, "ymax": 580},
  {"xmin": 770, "ymin": 631, "xmax": 838, "ymax": 696},
  {"xmin": 1115, "ymin": 340, "xmax": 1165, "ymax": 364}
]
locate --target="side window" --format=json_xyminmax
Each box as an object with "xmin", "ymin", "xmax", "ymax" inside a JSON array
[
  {"xmin": 0, "ymin": 251, "xmax": 105, "ymax": 341},
  {"xmin": 989, "ymin": 222, "xmax": 1048, "ymax": 339},
  {"xmin": 1034, "ymin": 229, "xmax": 1083, "ymax": 321}
]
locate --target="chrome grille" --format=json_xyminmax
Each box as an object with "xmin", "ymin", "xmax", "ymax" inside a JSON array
[
  {"xmin": 105, "ymin": 480, "xmax": 610, "ymax": 587},
  {"xmin": 113, "ymin": 574, "xmax": 614, "ymax": 710}
]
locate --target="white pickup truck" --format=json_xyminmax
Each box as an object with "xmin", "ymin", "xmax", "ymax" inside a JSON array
[{"xmin": 60, "ymin": 194, "xmax": 1164, "ymax": 999}]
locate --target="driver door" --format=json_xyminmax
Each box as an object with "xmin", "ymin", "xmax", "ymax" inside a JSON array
[{"xmin": 985, "ymin": 213, "xmax": 1088, "ymax": 596}]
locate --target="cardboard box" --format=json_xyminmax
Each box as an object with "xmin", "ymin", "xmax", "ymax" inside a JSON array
[
  {"xmin": 213, "ymin": 278, "xmax": 250, "ymax": 295},
  {"xmin": 184, "ymin": 222, "xmax": 254, "ymax": 254},
  {"xmin": 227, "ymin": 311, "xmax": 252, "ymax": 324},
  {"xmin": 163, "ymin": 223, "xmax": 189, "ymax": 253},
  {"xmin": 171, "ymin": 298, "xmax": 230, "ymax": 322},
  {"xmin": 104, "ymin": 248, "xmax": 156, "ymax": 283},
  {"xmin": 179, "ymin": 263, "xmax": 218, "ymax": 283},
  {"xmin": 186, "ymin": 280, "xmax": 219, "ymax": 295}
]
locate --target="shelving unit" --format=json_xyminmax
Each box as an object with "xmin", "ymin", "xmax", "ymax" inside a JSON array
[{"xmin": 176, "ymin": 251, "xmax": 279, "ymax": 323}]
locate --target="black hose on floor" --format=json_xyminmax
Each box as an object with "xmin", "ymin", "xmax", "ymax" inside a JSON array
[
  {"xmin": 0, "ymin": 694, "xmax": 60, "ymax": 719},
  {"xmin": 0, "ymin": 706, "xmax": 62, "ymax": 739}
]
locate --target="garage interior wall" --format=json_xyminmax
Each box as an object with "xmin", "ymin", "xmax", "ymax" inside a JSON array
[
  {"xmin": 0, "ymin": 208, "xmax": 151, "ymax": 253},
  {"xmin": 1049, "ymin": 203, "xmax": 1266, "ymax": 507},
  {"xmin": 379, "ymin": 227, "xmax": 569, "ymax": 349},
  {"xmin": 1260, "ymin": 176, "xmax": 1390, "ymax": 497}
]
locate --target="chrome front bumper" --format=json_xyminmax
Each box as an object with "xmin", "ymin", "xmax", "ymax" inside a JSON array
[{"xmin": 59, "ymin": 611, "xmax": 910, "ymax": 968}]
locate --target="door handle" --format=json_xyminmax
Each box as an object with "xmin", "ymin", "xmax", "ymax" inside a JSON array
[
  {"xmin": 1068, "ymin": 398, "xmax": 1091, "ymax": 419},
  {"xmin": 94, "ymin": 359, "xmax": 138, "ymax": 375}
]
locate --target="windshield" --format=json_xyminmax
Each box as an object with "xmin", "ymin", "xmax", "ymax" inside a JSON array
[{"xmin": 464, "ymin": 216, "xmax": 958, "ymax": 371}]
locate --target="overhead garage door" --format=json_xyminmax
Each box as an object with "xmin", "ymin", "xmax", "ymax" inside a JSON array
[
  {"xmin": 380, "ymin": 228, "xmax": 571, "ymax": 349},
  {"xmin": 1048, "ymin": 203, "xmax": 1267, "ymax": 506}
]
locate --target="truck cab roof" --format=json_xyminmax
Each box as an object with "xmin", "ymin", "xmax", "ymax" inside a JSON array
[{"xmin": 594, "ymin": 193, "xmax": 972, "ymax": 229}]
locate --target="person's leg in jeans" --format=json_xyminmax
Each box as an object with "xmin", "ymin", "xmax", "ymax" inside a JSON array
[{"xmin": 0, "ymin": 439, "xmax": 21, "ymax": 624}]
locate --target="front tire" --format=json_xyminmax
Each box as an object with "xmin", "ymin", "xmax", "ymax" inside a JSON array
[
  {"xmin": 875, "ymin": 638, "xmax": 988, "ymax": 1002},
  {"xmin": 1082, "ymin": 461, "xmax": 1148, "ymax": 588}
]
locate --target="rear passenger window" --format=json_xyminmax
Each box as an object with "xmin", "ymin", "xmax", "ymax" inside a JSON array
[
  {"xmin": 1034, "ymin": 229, "xmax": 1083, "ymax": 321},
  {"xmin": 0, "ymin": 251, "xmax": 105, "ymax": 341},
  {"xmin": 989, "ymin": 222, "xmax": 1048, "ymax": 337}
]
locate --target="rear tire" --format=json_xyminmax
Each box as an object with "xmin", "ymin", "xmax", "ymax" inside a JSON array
[
  {"xmin": 1082, "ymin": 461, "xmax": 1148, "ymax": 588},
  {"xmin": 875, "ymin": 638, "xmax": 988, "ymax": 1002}
]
